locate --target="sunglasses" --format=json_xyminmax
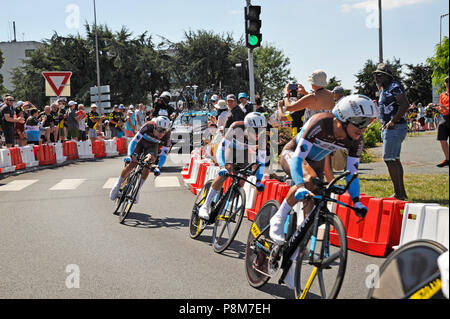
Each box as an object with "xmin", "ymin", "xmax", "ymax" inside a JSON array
[
  {"xmin": 348, "ymin": 117, "xmax": 373, "ymax": 129},
  {"xmin": 6, "ymin": 99, "xmax": 14, "ymax": 102}
]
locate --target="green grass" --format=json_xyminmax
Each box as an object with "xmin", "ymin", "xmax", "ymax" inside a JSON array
[{"xmin": 359, "ymin": 174, "xmax": 449, "ymax": 207}]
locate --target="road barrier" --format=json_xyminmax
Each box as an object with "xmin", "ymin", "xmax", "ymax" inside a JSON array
[
  {"xmin": 34, "ymin": 145, "xmax": 57, "ymax": 166},
  {"xmin": 19, "ymin": 146, "xmax": 39, "ymax": 168},
  {"xmin": 63, "ymin": 141, "xmax": 78, "ymax": 161},
  {"xmin": 395, "ymin": 203, "xmax": 449, "ymax": 250},
  {"xmin": 189, "ymin": 162, "xmax": 210, "ymax": 195},
  {"xmin": 93, "ymin": 140, "xmax": 107, "ymax": 159},
  {"xmin": 76, "ymin": 141, "xmax": 94, "ymax": 160},
  {"xmin": 9, "ymin": 147, "xmax": 26, "ymax": 170},
  {"xmin": 0, "ymin": 149, "xmax": 16, "ymax": 174},
  {"xmin": 105, "ymin": 140, "xmax": 119, "ymax": 157},
  {"xmin": 51, "ymin": 143, "xmax": 67, "ymax": 164}
]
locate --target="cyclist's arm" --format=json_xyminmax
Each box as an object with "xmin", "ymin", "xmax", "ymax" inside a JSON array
[
  {"xmin": 255, "ymin": 147, "xmax": 266, "ymax": 182},
  {"xmin": 345, "ymin": 156, "xmax": 361, "ymax": 203},
  {"xmin": 290, "ymin": 138, "xmax": 313, "ymax": 185},
  {"xmin": 157, "ymin": 135, "xmax": 172, "ymax": 169},
  {"xmin": 216, "ymin": 137, "xmax": 229, "ymax": 168}
]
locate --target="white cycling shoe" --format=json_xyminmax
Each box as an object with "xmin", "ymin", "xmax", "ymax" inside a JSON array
[
  {"xmin": 198, "ymin": 205, "xmax": 211, "ymax": 220},
  {"xmin": 109, "ymin": 184, "xmax": 120, "ymax": 201},
  {"xmin": 269, "ymin": 214, "xmax": 286, "ymax": 245}
]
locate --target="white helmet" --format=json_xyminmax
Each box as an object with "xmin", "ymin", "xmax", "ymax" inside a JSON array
[
  {"xmin": 332, "ymin": 94, "xmax": 379, "ymax": 128},
  {"xmin": 155, "ymin": 116, "xmax": 171, "ymax": 130},
  {"xmin": 244, "ymin": 112, "xmax": 267, "ymax": 129},
  {"xmin": 158, "ymin": 109, "xmax": 169, "ymax": 117},
  {"xmin": 160, "ymin": 91, "xmax": 172, "ymax": 99}
]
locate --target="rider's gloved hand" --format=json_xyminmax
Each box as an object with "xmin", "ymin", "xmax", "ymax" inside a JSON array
[
  {"xmin": 354, "ymin": 201, "xmax": 368, "ymax": 219},
  {"xmin": 154, "ymin": 167, "xmax": 161, "ymax": 177},
  {"xmin": 218, "ymin": 167, "xmax": 228, "ymax": 177},
  {"xmin": 255, "ymin": 181, "xmax": 265, "ymax": 192},
  {"xmin": 294, "ymin": 187, "xmax": 311, "ymax": 201},
  {"xmin": 124, "ymin": 156, "xmax": 132, "ymax": 164}
]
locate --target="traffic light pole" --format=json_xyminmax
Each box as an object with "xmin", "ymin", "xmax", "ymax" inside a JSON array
[{"xmin": 246, "ymin": 0, "xmax": 256, "ymax": 104}]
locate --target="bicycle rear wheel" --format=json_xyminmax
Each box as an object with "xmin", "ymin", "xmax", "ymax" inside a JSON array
[
  {"xmin": 294, "ymin": 213, "xmax": 347, "ymax": 299},
  {"xmin": 118, "ymin": 173, "xmax": 139, "ymax": 224},
  {"xmin": 212, "ymin": 186, "xmax": 246, "ymax": 253},
  {"xmin": 368, "ymin": 239, "xmax": 447, "ymax": 299},
  {"xmin": 244, "ymin": 200, "xmax": 280, "ymax": 288},
  {"xmin": 189, "ymin": 180, "xmax": 214, "ymax": 239}
]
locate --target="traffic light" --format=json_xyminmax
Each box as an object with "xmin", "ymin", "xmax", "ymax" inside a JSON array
[{"xmin": 245, "ymin": 5, "xmax": 262, "ymax": 49}]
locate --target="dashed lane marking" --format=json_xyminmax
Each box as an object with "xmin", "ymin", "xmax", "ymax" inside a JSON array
[
  {"xmin": 0, "ymin": 180, "xmax": 39, "ymax": 192},
  {"xmin": 49, "ymin": 179, "xmax": 86, "ymax": 191}
]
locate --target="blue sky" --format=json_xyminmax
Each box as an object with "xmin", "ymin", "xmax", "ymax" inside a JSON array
[{"xmin": 2, "ymin": 0, "xmax": 449, "ymax": 93}]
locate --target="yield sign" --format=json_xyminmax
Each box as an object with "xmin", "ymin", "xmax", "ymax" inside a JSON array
[{"xmin": 42, "ymin": 71, "xmax": 72, "ymax": 97}]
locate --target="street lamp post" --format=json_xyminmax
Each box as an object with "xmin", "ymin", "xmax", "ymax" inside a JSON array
[
  {"xmin": 93, "ymin": 0, "xmax": 102, "ymax": 113},
  {"xmin": 378, "ymin": 0, "xmax": 383, "ymax": 64},
  {"xmin": 441, "ymin": 13, "xmax": 449, "ymax": 46}
]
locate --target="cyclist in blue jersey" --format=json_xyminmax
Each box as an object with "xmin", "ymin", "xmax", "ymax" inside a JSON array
[
  {"xmin": 109, "ymin": 116, "xmax": 172, "ymax": 204},
  {"xmin": 270, "ymin": 95, "xmax": 380, "ymax": 244},
  {"xmin": 198, "ymin": 112, "xmax": 268, "ymax": 220}
]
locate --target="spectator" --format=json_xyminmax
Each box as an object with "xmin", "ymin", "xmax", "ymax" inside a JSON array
[
  {"xmin": 407, "ymin": 102, "xmax": 419, "ymax": 132},
  {"xmin": 25, "ymin": 108, "xmax": 42, "ymax": 146},
  {"xmin": 238, "ymin": 92, "xmax": 254, "ymax": 114},
  {"xmin": 425, "ymin": 103, "xmax": 435, "ymax": 131},
  {"xmin": 213, "ymin": 99, "xmax": 229, "ymax": 133},
  {"xmin": 108, "ymin": 105, "xmax": 122, "ymax": 138},
  {"xmin": 87, "ymin": 104, "xmax": 103, "ymax": 142},
  {"xmin": 417, "ymin": 103, "xmax": 426, "ymax": 131},
  {"xmin": 22, "ymin": 101, "xmax": 31, "ymax": 120},
  {"xmin": 1, "ymin": 95, "xmax": 25, "ymax": 148},
  {"xmin": 210, "ymin": 94, "xmax": 219, "ymax": 112},
  {"xmin": 117, "ymin": 105, "xmax": 126, "ymax": 138},
  {"xmin": 66, "ymin": 101, "xmax": 81, "ymax": 141},
  {"xmin": 284, "ymin": 70, "xmax": 335, "ymax": 123},
  {"xmin": 374, "ymin": 63, "xmax": 410, "ymax": 201},
  {"xmin": 124, "ymin": 110, "xmax": 136, "ymax": 138},
  {"xmin": 255, "ymin": 95, "xmax": 265, "ymax": 113},
  {"xmin": 14, "ymin": 108, "xmax": 27, "ymax": 146},
  {"xmin": 224, "ymin": 94, "xmax": 245, "ymax": 129},
  {"xmin": 77, "ymin": 104, "xmax": 88, "ymax": 141},
  {"xmin": 56, "ymin": 97, "xmax": 68, "ymax": 142},
  {"xmin": 38, "ymin": 106, "xmax": 55, "ymax": 144},
  {"xmin": 332, "ymin": 86, "xmax": 346, "ymax": 103},
  {"xmin": 135, "ymin": 103, "xmax": 146, "ymax": 131},
  {"xmin": 50, "ymin": 103, "xmax": 60, "ymax": 141},
  {"xmin": 436, "ymin": 76, "xmax": 449, "ymax": 168}
]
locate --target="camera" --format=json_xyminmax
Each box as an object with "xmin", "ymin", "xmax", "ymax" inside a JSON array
[{"xmin": 289, "ymin": 84, "xmax": 298, "ymax": 98}]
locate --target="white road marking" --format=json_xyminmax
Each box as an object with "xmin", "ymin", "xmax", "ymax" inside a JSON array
[
  {"xmin": 49, "ymin": 179, "xmax": 86, "ymax": 191},
  {"xmin": 0, "ymin": 180, "xmax": 39, "ymax": 192},
  {"xmin": 103, "ymin": 178, "xmax": 119, "ymax": 189},
  {"xmin": 154, "ymin": 176, "xmax": 180, "ymax": 188}
]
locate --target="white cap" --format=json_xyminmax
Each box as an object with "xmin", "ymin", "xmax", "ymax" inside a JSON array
[
  {"xmin": 68, "ymin": 101, "xmax": 78, "ymax": 106},
  {"xmin": 308, "ymin": 70, "xmax": 328, "ymax": 87},
  {"xmin": 215, "ymin": 100, "xmax": 228, "ymax": 110}
]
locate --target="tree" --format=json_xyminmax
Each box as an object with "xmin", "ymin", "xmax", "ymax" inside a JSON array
[
  {"xmin": 0, "ymin": 49, "xmax": 5, "ymax": 95},
  {"xmin": 403, "ymin": 63, "xmax": 432, "ymax": 104},
  {"xmin": 326, "ymin": 76, "xmax": 352, "ymax": 95},
  {"xmin": 354, "ymin": 58, "xmax": 403, "ymax": 100},
  {"xmin": 427, "ymin": 36, "xmax": 449, "ymax": 94}
]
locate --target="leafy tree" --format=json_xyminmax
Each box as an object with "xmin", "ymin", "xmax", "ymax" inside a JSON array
[
  {"xmin": 354, "ymin": 58, "xmax": 403, "ymax": 100},
  {"xmin": 403, "ymin": 63, "xmax": 432, "ymax": 104},
  {"xmin": 427, "ymin": 37, "xmax": 449, "ymax": 93},
  {"xmin": 326, "ymin": 76, "xmax": 352, "ymax": 95}
]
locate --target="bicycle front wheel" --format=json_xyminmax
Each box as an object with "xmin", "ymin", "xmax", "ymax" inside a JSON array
[
  {"xmin": 368, "ymin": 239, "xmax": 447, "ymax": 299},
  {"xmin": 189, "ymin": 180, "xmax": 213, "ymax": 239},
  {"xmin": 294, "ymin": 213, "xmax": 347, "ymax": 299},
  {"xmin": 212, "ymin": 186, "xmax": 246, "ymax": 253},
  {"xmin": 118, "ymin": 173, "xmax": 139, "ymax": 224},
  {"xmin": 244, "ymin": 200, "xmax": 280, "ymax": 289}
]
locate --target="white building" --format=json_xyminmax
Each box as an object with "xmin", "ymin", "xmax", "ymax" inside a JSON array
[{"xmin": 0, "ymin": 41, "xmax": 43, "ymax": 91}]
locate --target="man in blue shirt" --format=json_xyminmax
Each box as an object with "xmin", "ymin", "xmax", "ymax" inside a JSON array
[{"xmin": 374, "ymin": 63, "xmax": 411, "ymax": 201}]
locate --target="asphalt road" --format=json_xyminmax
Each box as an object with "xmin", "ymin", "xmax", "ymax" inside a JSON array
[{"xmin": 0, "ymin": 156, "xmax": 386, "ymax": 299}]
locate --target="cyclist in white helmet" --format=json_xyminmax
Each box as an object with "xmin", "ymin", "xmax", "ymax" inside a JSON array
[
  {"xmin": 109, "ymin": 116, "xmax": 172, "ymax": 204},
  {"xmin": 198, "ymin": 112, "xmax": 267, "ymax": 220},
  {"xmin": 270, "ymin": 94, "xmax": 380, "ymax": 244},
  {"xmin": 153, "ymin": 91, "xmax": 174, "ymax": 120}
]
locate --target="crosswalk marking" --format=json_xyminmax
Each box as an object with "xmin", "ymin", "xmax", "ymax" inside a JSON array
[
  {"xmin": 103, "ymin": 178, "xmax": 119, "ymax": 189},
  {"xmin": 0, "ymin": 180, "xmax": 39, "ymax": 192},
  {"xmin": 49, "ymin": 179, "xmax": 86, "ymax": 191},
  {"xmin": 154, "ymin": 176, "xmax": 181, "ymax": 188}
]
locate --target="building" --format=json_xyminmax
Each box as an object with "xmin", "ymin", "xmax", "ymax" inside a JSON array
[{"xmin": 0, "ymin": 41, "xmax": 43, "ymax": 92}]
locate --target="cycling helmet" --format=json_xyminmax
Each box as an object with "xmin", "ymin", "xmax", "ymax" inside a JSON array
[
  {"xmin": 160, "ymin": 91, "xmax": 172, "ymax": 99},
  {"xmin": 332, "ymin": 94, "xmax": 379, "ymax": 129},
  {"xmin": 244, "ymin": 112, "xmax": 267, "ymax": 129},
  {"xmin": 158, "ymin": 109, "xmax": 169, "ymax": 117},
  {"xmin": 155, "ymin": 116, "xmax": 171, "ymax": 130}
]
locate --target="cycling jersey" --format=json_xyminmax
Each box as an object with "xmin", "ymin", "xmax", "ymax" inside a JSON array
[
  {"xmin": 128, "ymin": 122, "xmax": 171, "ymax": 169},
  {"xmin": 216, "ymin": 121, "xmax": 266, "ymax": 181},
  {"xmin": 283, "ymin": 112, "xmax": 363, "ymax": 200}
]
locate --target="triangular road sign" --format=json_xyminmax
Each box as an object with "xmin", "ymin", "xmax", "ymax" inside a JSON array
[{"xmin": 42, "ymin": 71, "xmax": 72, "ymax": 97}]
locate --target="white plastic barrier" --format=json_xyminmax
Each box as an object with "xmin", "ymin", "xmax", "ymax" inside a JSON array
[
  {"xmin": 243, "ymin": 176, "xmax": 257, "ymax": 210},
  {"xmin": 105, "ymin": 139, "xmax": 119, "ymax": 157},
  {"xmin": 19, "ymin": 145, "xmax": 39, "ymax": 168},
  {"xmin": 0, "ymin": 149, "xmax": 16, "ymax": 173},
  {"xmin": 204, "ymin": 165, "xmax": 220, "ymax": 183},
  {"xmin": 50, "ymin": 143, "xmax": 67, "ymax": 164},
  {"xmin": 396, "ymin": 203, "xmax": 449, "ymax": 249},
  {"xmin": 77, "ymin": 141, "xmax": 95, "ymax": 159}
]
